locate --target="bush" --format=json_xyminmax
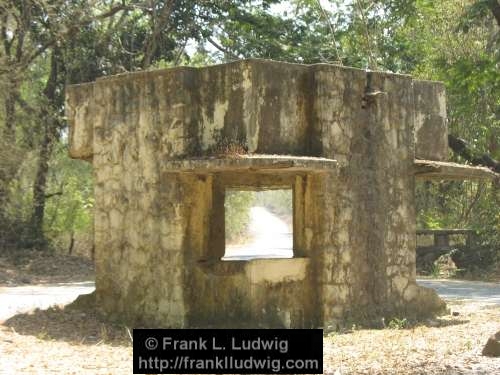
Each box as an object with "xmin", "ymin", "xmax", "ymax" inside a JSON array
[
  {"xmin": 224, "ymin": 191, "xmax": 255, "ymax": 242},
  {"xmin": 254, "ymin": 189, "xmax": 292, "ymax": 217}
]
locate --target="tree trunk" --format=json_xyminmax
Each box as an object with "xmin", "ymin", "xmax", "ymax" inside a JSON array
[
  {"xmin": 141, "ymin": 0, "xmax": 174, "ymax": 69},
  {"xmin": 31, "ymin": 123, "xmax": 53, "ymax": 244},
  {"xmin": 30, "ymin": 50, "xmax": 61, "ymax": 247},
  {"xmin": 3, "ymin": 80, "xmax": 17, "ymax": 142},
  {"xmin": 487, "ymin": 0, "xmax": 500, "ymax": 26},
  {"xmin": 68, "ymin": 230, "xmax": 75, "ymax": 255}
]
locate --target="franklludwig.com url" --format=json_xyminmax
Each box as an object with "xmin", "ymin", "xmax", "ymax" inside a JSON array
[{"xmin": 137, "ymin": 355, "xmax": 320, "ymax": 373}]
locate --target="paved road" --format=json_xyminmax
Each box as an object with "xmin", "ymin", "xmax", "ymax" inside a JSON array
[
  {"xmin": 417, "ymin": 278, "xmax": 500, "ymax": 305},
  {"xmin": 224, "ymin": 206, "xmax": 293, "ymax": 260},
  {"xmin": 1, "ymin": 279, "xmax": 497, "ymax": 324},
  {"xmin": 0, "ymin": 281, "xmax": 95, "ymax": 322}
]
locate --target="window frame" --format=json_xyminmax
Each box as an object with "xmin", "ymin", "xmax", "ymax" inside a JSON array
[
  {"xmin": 222, "ymin": 187, "xmax": 295, "ymax": 261},
  {"xmin": 206, "ymin": 171, "xmax": 307, "ymax": 262}
]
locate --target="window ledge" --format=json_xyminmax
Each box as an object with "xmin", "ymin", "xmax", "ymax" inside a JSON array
[
  {"xmin": 414, "ymin": 159, "xmax": 498, "ymax": 180},
  {"xmin": 163, "ymin": 155, "xmax": 337, "ymax": 173},
  {"xmin": 197, "ymin": 257, "xmax": 309, "ymax": 283},
  {"xmin": 245, "ymin": 258, "xmax": 309, "ymax": 283}
]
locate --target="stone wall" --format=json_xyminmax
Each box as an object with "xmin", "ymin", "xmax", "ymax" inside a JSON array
[
  {"xmin": 66, "ymin": 59, "xmax": 445, "ymax": 328},
  {"xmin": 68, "ymin": 60, "xmax": 448, "ymax": 161}
]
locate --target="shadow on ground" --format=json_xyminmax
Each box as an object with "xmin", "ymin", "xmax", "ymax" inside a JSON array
[
  {"xmin": 0, "ymin": 248, "xmax": 94, "ymax": 285},
  {"xmin": 3, "ymin": 302, "xmax": 469, "ymax": 345},
  {"xmin": 330, "ymin": 316, "xmax": 470, "ymax": 334},
  {"xmin": 417, "ymin": 317, "xmax": 470, "ymax": 328},
  {"xmin": 3, "ymin": 305, "xmax": 130, "ymax": 347}
]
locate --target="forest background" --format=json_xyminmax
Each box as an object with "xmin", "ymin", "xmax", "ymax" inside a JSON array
[{"xmin": 0, "ymin": 0, "xmax": 498, "ymax": 274}]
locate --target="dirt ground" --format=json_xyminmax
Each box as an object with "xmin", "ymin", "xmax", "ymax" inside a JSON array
[
  {"xmin": 0, "ymin": 248, "xmax": 94, "ymax": 285},
  {"xmin": 1, "ymin": 251, "xmax": 499, "ymax": 374},
  {"xmin": 323, "ymin": 301, "xmax": 500, "ymax": 374},
  {"xmin": 0, "ymin": 300, "xmax": 498, "ymax": 374}
]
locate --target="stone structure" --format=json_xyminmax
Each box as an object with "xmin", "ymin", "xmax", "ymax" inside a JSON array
[{"xmin": 66, "ymin": 59, "xmax": 494, "ymax": 328}]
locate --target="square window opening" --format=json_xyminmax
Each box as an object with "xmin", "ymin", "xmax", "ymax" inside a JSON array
[{"xmin": 222, "ymin": 188, "xmax": 293, "ymax": 261}]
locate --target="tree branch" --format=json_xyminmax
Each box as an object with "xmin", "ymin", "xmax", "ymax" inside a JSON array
[
  {"xmin": 44, "ymin": 191, "xmax": 63, "ymax": 199},
  {"xmin": 3, "ymin": 3, "xmax": 135, "ymax": 76},
  {"xmin": 460, "ymin": 182, "xmax": 484, "ymax": 224},
  {"xmin": 448, "ymin": 134, "xmax": 500, "ymax": 173},
  {"xmin": 207, "ymin": 36, "xmax": 239, "ymax": 60},
  {"xmin": 14, "ymin": 93, "xmax": 36, "ymax": 115},
  {"xmin": 487, "ymin": 0, "xmax": 500, "ymax": 26},
  {"xmin": 142, "ymin": 0, "xmax": 175, "ymax": 69},
  {"xmin": 1, "ymin": 14, "xmax": 13, "ymax": 57}
]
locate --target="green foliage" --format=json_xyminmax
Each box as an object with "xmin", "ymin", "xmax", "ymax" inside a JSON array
[
  {"xmin": 0, "ymin": 138, "xmax": 36, "ymax": 246},
  {"xmin": 224, "ymin": 191, "xmax": 255, "ymax": 242},
  {"xmin": 416, "ymin": 180, "xmax": 500, "ymax": 274},
  {"xmin": 405, "ymin": 1, "xmax": 499, "ymax": 272},
  {"xmin": 224, "ymin": 189, "xmax": 292, "ymax": 243},
  {"xmin": 394, "ymin": 0, "xmax": 499, "ymax": 154},
  {"xmin": 43, "ymin": 145, "xmax": 94, "ymax": 240},
  {"xmin": 387, "ymin": 317, "xmax": 409, "ymax": 330},
  {"xmin": 0, "ymin": 0, "xmax": 498, "ymax": 265},
  {"xmin": 429, "ymin": 263, "xmax": 441, "ymax": 278},
  {"xmin": 0, "ymin": 141, "xmax": 94, "ymax": 249},
  {"xmin": 254, "ymin": 190, "xmax": 293, "ymax": 217}
]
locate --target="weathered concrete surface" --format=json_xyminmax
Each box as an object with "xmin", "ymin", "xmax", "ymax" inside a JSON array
[
  {"xmin": 414, "ymin": 159, "xmax": 498, "ymax": 180},
  {"xmin": 413, "ymin": 80, "xmax": 448, "ymax": 161},
  {"xmin": 67, "ymin": 60, "xmax": 447, "ymax": 162},
  {"xmin": 66, "ymin": 83, "xmax": 94, "ymax": 161},
  {"xmin": 163, "ymin": 155, "xmax": 337, "ymax": 172},
  {"xmin": 66, "ymin": 59, "xmax": 448, "ymax": 328}
]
